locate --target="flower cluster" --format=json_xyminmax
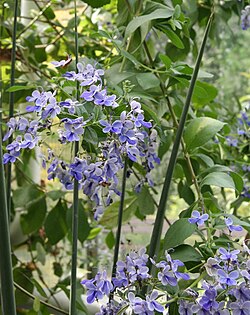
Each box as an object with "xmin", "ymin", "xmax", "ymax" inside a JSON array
[
  {"xmin": 3, "ymin": 117, "xmax": 40, "ymax": 163},
  {"xmin": 224, "ymin": 106, "xmax": 250, "ymax": 200},
  {"xmin": 178, "ymin": 243, "xmax": 250, "ymax": 315},
  {"xmin": 241, "ymin": 5, "xmax": 250, "ymax": 30},
  {"xmin": 3, "ymin": 61, "xmax": 160, "ymax": 219},
  {"xmin": 81, "ymin": 239, "xmax": 250, "ymax": 315},
  {"xmin": 81, "ymin": 248, "xmax": 189, "ymax": 314}
]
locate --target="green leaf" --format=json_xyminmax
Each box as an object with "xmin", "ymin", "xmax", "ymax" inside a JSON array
[
  {"xmin": 193, "ymin": 81, "xmax": 218, "ymax": 105},
  {"xmin": 141, "ymin": 103, "xmax": 161, "ymax": 125},
  {"xmin": 201, "ymin": 165, "xmax": 232, "ymax": 176},
  {"xmin": 36, "ymin": 243, "xmax": 46, "ymax": 265},
  {"xmin": 168, "ymin": 302, "xmax": 180, "ymax": 315},
  {"xmin": 53, "ymin": 262, "xmax": 63, "ymax": 277},
  {"xmin": 81, "ymin": 0, "xmax": 111, "ymax": 8},
  {"xmin": 43, "ymin": 6, "xmax": 55, "ymax": 19},
  {"xmin": 87, "ymin": 227, "xmax": 102, "ymax": 240},
  {"xmin": 158, "ymin": 132, "xmax": 172, "ymax": 159},
  {"xmin": 184, "ymin": 117, "xmax": 225, "ymax": 150},
  {"xmin": 125, "ymin": 8, "xmax": 174, "ymax": 38},
  {"xmin": 120, "ymin": 50, "xmax": 141, "ymax": 66},
  {"xmin": 84, "ymin": 126, "xmax": 98, "ymax": 146},
  {"xmin": 201, "ymin": 172, "xmax": 235, "ymax": 190},
  {"xmin": 105, "ymin": 63, "xmax": 135, "ymax": 85},
  {"xmin": 159, "ymin": 53, "xmax": 172, "ymax": 69},
  {"xmin": 105, "ymin": 231, "xmax": 115, "ymax": 249},
  {"xmin": 195, "ymin": 153, "xmax": 214, "ymax": 168},
  {"xmin": 136, "ymin": 73, "xmax": 160, "ymax": 90},
  {"xmin": 171, "ymin": 244, "xmax": 202, "ymax": 262},
  {"xmin": 20, "ymin": 197, "xmax": 47, "ymax": 234},
  {"xmin": 13, "ymin": 184, "xmax": 44, "ymax": 208},
  {"xmin": 164, "ymin": 218, "xmax": 196, "ymax": 249},
  {"xmin": 137, "ymin": 186, "xmax": 155, "ymax": 215},
  {"xmin": 230, "ymin": 172, "xmax": 243, "ymax": 194},
  {"xmin": 99, "ymin": 197, "xmax": 137, "ymax": 229},
  {"xmin": 162, "ymin": 27, "xmax": 184, "ymax": 49},
  {"xmin": 6, "ymin": 85, "xmax": 35, "ymax": 92},
  {"xmin": 44, "ymin": 200, "xmax": 68, "ymax": 245},
  {"xmin": 31, "ymin": 279, "xmax": 47, "ymax": 298},
  {"xmin": 177, "ymin": 181, "xmax": 195, "ymax": 205},
  {"xmin": 173, "ymin": 4, "xmax": 181, "ymax": 18},
  {"xmin": 47, "ymin": 190, "xmax": 66, "ymax": 201},
  {"xmin": 14, "ymin": 267, "xmax": 33, "ymax": 305},
  {"xmin": 33, "ymin": 296, "xmax": 40, "ymax": 312}
]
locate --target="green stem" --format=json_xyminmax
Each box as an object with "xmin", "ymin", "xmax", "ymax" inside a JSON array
[
  {"xmin": 14, "ymin": 282, "xmax": 68, "ymax": 315},
  {"xmin": 109, "ymin": 157, "xmax": 128, "ymax": 301},
  {"xmin": 143, "ymin": 42, "xmax": 205, "ymax": 211},
  {"xmin": 70, "ymin": 2, "xmax": 79, "ymax": 315},
  {"xmin": 188, "ymin": 272, "xmax": 206, "ymax": 289},
  {"xmin": 6, "ymin": 0, "xmax": 18, "ymax": 214},
  {"xmin": 148, "ymin": 14, "xmax": 213, "ymax": 271},
  {"xmin": 0, "ymin": 105, "xmax": 16, "ymax": 315},
  {"xmin": 16, "ymin": 1, "xmax": 52, "ymax": 39}
]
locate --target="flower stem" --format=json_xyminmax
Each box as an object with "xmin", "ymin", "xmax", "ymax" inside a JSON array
[
  {"xmin": 147, "ymin": 13, "xmax": 213, "ymax": 272},
  {"xmin": 109, "ymin": 157, "xmax": 128, "ymax": 301},
  {"xmin": 6, "ymin": 0, "xmax": 18, "ymax": 214},
  {"xmin": 70, "ymin": 1, "xmax": 79, "ymax": 314},
  {"xmin": 14, "ymin": 282, "xmax": 68, "ymax": 315}
]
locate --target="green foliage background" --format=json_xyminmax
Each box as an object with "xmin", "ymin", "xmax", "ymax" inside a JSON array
[{"xmin": 0, "ymin": 0, "xmax": 250, "ymax": 314}]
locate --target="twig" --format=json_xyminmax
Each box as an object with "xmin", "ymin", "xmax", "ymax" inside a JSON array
[{"xmin": 14, "ymin": 282, "xmax": 69, "ymax": 315}]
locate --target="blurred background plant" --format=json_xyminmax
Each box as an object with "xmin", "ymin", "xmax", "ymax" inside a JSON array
[{"xmin": 0, "ymin": 0, "xmax": 249, "ymax": 314}]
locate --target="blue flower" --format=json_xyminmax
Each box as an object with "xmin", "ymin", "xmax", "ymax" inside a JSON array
[
  {"xmin": 60, "ymin": 99, "xmax": 78, "ymax": 114},
  {"xmin": 188, "ymin": 210, "xmax": 209, "ymax": 226},
  {"xmin": 241, "ymin": 6, "xmax": 250, "ymax": 30},
  {"xmin": 158, "ymin": 265, "xmax": 177, "ymax": 286},
  {"xmin": 41, "ymin": 96, "xmax": 61, "ymax": 120},
  {"xmin": 146, "ymin": 291, "xmax": 164, "ymax": 313},
  {"xmin": 178, "ymin": 300, "xmax": 194, "ymax": 315},
  {"xmin": 84, "ymin": 282, "xmax": 103, "ymax": 304},
  {"xmin": 3, "ymin": 117, "xmax": 30, "ymax": 141},
  {"xmin": 51, "ymin": 56, "xmax": 71, "ymax": 68},
  {"xmin": 93, "ymin": 89, "xmax": 118, "ymax": 108},
  {"xmin": 3, "ymin": 151, "xmax": 20, "ymax": 164},
  {"xmin": 213, "ymin": 302, "xmax": 230, "ymax": 315},
  {"xmin": 61, "ymin": 117, "xmax": 85, "ymax": 142},
  {"xmin": 226, "ymin": 136, "xmax": 238, "ymax": 147},
  {"xmin": 225, "ymin": 217, "xmax": 243, "ymax": 232},
  {"xmin": 217, "ymin": 269, "xmax": 239, "ymax": 286},
  {"xmin": 237, "ymin": 128, "xmax": 245, "ymax": 136},
  {"xmin": 69, "ymin": 157, "xmax": 87, "ymax": 181},
  {"xmin": 20, "ymin": 133, "xmax": 38, "ymax": 149},
  {"xmin": 77, "ymin": 63, "xmax": 104, "ymax": 86},
  {"xmin": 81, "ymin": 84, "xmax": 100, "ymax": 101},
  {"xmin": 133, "ymin": 113, "xmax": 152, "ymax": 128},
  {"xmin": 218, "ymin": 247, "xmax": 240, "ymax": 262},
  {"xmin": 232, "ymin": 283, "xmax": 250, "ymax": 302},
  {"xmin": 6, "ymin": 138, "xmax": 21, "ymax": 152},
  {"xmin": 191, "ymin": 303, "xmax": 211, "ymax": 315},
  {"xmin": 128, "ymin": 292, "xmax": 144, "ymax": 313},
  {"xmin": 26, "ymin": 90, "xmax": 53, "ymax": 112},
  {"xmin": 230, "ymin": 301, "xmax": 250, "ymax": 315},
  {"xmin": 199, "ymin": 288, "xmax": 218, "ymax": 310}
]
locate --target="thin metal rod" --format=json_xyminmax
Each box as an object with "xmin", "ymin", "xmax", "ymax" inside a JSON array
[
  {"xmin": 6, "ymin": 0, "xmax": 18, "ymax": 213},
  {"xmin": 70, "ymin": 1, "xmax": 79, "ymax": 314},
  {"xmin": 109, "ymin": 158, "xmax": 128, "ymax": 301},
  {"xmin": 148, "ymin": 14, "xmax": 213, "ymax": 271},
  {"xmin": 0, "ymin": 100, "xmax": 16, "ymax": 315}
]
